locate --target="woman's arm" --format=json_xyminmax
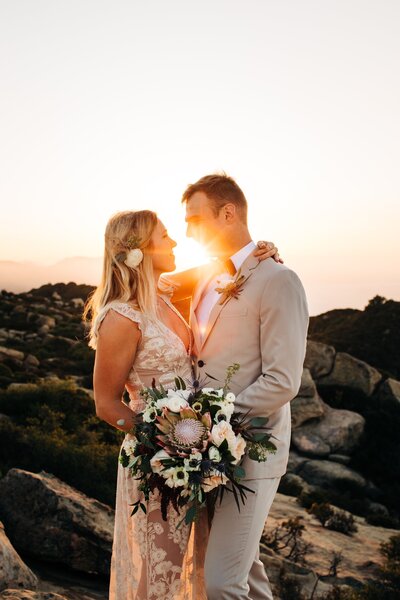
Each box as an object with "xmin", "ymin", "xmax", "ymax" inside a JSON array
[
  {"xmin": 93, "ymin": 310, "xmax": 141, "ymax": 433},
  {"xmin": 159, "ymin": 241, "xmax": 282, "ymax": 302}
]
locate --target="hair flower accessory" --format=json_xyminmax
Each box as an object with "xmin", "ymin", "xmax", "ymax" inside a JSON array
[
  {"xmin": 124, "ymin": 248, "xmax": 143, "ymax": 268},
  {"xmin": 115, "ymin": 234, "xmax": 143, "ymax": 269}
]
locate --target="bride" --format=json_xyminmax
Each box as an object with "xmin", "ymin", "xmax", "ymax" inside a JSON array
[{"xmin": 84, "ymin": 209, "xmax": 279, "ymax": 600}]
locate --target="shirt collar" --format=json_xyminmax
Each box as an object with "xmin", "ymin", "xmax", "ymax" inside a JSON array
[{"xmin": 230, "ymin": 240, "xmax": 256, "ymax": 272}]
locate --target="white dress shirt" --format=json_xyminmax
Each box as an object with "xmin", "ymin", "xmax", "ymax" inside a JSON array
[{"xmin": 196, "ymin": 240, "xmax": 256, "ymax": 341}]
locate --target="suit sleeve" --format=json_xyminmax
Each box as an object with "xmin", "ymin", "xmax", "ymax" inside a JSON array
[{"xmin": 235, "ymin": 269, "xmax": 309, "ymax": 418}]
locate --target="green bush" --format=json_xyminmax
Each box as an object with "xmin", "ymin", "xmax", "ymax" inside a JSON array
[{"xmin": 0, "ymin": 380, "xmax": 122, "ymax": 506}]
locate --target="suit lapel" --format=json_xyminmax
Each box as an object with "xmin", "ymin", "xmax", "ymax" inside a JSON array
[{"xmin": 199, "ymin": 254, "xmax": 261, "ymax": 350}]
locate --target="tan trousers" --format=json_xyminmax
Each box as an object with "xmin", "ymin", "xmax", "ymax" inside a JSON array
[{"xmin": 204, "ymin": 477, "xmax": 280, "ymax": 600}]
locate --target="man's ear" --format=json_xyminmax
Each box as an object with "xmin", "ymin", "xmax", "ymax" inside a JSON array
[{"xmin": 222, "ymin": 203, "xmax": 236, "ymax": 222}]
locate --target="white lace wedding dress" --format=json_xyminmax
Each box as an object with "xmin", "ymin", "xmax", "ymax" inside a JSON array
[{"xmin": 93, "ymin": 298, "xmax": 208, "ymax": 600}]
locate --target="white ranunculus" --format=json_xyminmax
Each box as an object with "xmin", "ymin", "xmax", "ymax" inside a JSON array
[
  {"xmin": 208, "ymin": 446, "xmax": 222, "ymax": 462},
  {"xmin": 163, "ymin": 466, "xmax": 189, "ymax": 488},
  {"xmin": 124, "ymin": 248, "xmax": 143, "ymax": 269},
  {"xmin": 211, "ymin": 420, "xmax": 236, "ymax": 448},
  {"xmin": 225, "ymin": 392, "xmax": 236, "ymax": 402},
  {"xmin": 122, "ymin": 438, "xmax": 137, "ymax": 457},
  {"xmin": 215, "ymin": 402, "xmax": 234, "ymax": 422},
  {"xmin": 184, "ymin": 451, "xmax": 202, "ymax": 471},
  {"xmin": 150, "ymin": 449, "xmax": 171, "ymax": 474},
  {"xmin": 143, "ymin": 405, "xmax": 158, "ymax": 422},
  {"xmin": 165, "ymin": 395, "xmax": 189, "ymax": 412},
  {"xmin": 156, "ymin": 397, "xmax": 169, "ymax": 409}
]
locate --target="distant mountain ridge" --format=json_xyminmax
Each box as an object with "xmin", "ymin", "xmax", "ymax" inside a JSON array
[{"xmin": 0, "ymin": 257, "xmax": 102, "ymax": 293}]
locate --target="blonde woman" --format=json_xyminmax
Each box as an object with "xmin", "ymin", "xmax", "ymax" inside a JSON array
[{"xmin": 85, "ymin": 210, "xmax": 279, "ymax": 600}]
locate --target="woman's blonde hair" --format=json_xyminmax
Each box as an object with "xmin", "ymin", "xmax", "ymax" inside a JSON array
[{"xmin": 83, "ymin": 209, "xmax": 158, "ymax": 348}]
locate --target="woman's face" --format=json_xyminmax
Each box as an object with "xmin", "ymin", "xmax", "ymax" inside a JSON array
[{"xmin": 149, "ymin": 219, "xmax": 177, "ymax": 273}]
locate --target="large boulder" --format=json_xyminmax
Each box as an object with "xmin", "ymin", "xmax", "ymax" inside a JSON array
[
  {"xmin": 0, "ymin": 470, "xmax": 114, "ymax": 575},
  {"xmin": 291, "ymin": 368, "xmax": 325, "ymax": 429},
  {"xmin": 378, "ymin": 378, "xmax": 400, "ymax": 412},
  {"xmin": 0, "ymin": 521, "xmax": 38, "ymax": 592},
  {"xmin": 291, "ymin": 402, "xmax": 365, "ymax": 457},
  {"xmin": 318, "ymin": 352, "xmax": 382, "ymax": 397},
  {"xmin": 0, "ymin": 347, "xmax": 24, "ymax": 363},
  {"xmin": 298, "ymin": 460, "xmax": 367, "ymax": 492},
  {"xmin": 304, "ymin": 340, "xmax": 335, "ymax": 379}
]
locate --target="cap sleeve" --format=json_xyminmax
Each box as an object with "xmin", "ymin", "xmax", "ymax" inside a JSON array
[{"xmin": 90, "ymin": 302, "xmax": 143, "ymax": 349}]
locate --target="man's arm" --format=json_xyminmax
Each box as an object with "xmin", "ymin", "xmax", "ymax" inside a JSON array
[{"xmin": 235, "ymin": 269, "xmax": 309, "ymax": 418}]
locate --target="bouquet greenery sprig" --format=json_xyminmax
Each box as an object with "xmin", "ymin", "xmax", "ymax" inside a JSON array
[{"xmin": 119, "ymin": 364, "xmax": 276, "ymax": 525}]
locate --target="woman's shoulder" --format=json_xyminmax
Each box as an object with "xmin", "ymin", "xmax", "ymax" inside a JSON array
[{"xmin": 100, "ymin": 300, "xmax": 144, "ymax": 325}]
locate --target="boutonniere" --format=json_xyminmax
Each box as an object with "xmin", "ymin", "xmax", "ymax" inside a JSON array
[
  {"xmin": 215, "ymin": 269, "xmax": 249, "ymax": 306},
  {"xmin": 215, "ymin": 260, "xmax": 261, "ymax": 306}
]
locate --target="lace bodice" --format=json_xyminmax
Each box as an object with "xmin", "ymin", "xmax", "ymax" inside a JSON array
[{"xmin": 94, "ymin": 297, "xmax": 193, "ymax": 411}]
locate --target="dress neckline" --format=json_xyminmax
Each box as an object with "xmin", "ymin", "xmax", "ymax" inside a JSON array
[{"xmin": 156, "ymin": 295, "xmax": 192, "ymax": 356}]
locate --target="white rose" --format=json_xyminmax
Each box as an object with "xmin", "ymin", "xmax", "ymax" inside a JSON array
[
  {"xmin": 208, "ymin": 446, "xmax": 222, "ymax": 462},
  {"xmin": 211, "ymin": 420, "xmax": 236, "ymax": 448},
  {"xmin": 229, "ymin": 434, "xmax": 247, "ymax": 464},
  {"xmin": 156, "ymin": 397, "xmax": 169, "ymax": 409},
  {"xmin": 165, "ymin": 395, "xmax": 189, "ymax": 412},
  {"xmin": 124, "ymin": 248, "xmax": 143, "ymax": 269},
  {"xmin": 150, "ymin": 449, "xmax": 171, "ymax": 474}
]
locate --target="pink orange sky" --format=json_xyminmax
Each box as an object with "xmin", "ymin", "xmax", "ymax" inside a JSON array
[{"xmin": 1, "ymin": 1, "xmax": 399, "ymax": 315}]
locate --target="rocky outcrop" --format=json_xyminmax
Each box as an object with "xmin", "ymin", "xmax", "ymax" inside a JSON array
[
  {"xmin": 292, "ymin": 401, "xmax": 365, "ymax": 457},
  {"xmin": 0, "ymin": 347, "xmax": 24, "ymax": 363},
  {"xmin": 318, "ymin": 352, "xmax": 382, "ymax": 397},
  {"xmin": 291, "ymin": 370, "xmax": 325, "ymax": 429},
  {"xmin": 0, "ymin": 470, "xmax": 114, "ymax": 575},
  {"xmin": 304, "ymin": 341, "xmax": 335, "ymax": 379},
  {"xmin": 262, "ymin": 493, "xmax": 398, "ymax": 597},
  {"xmin": 297, "ymin": 460, "xmax": 367, "ymax": 492},
  {"xmin": 0, "ymin": 521, "xmax": 38, "ymax": 592}
]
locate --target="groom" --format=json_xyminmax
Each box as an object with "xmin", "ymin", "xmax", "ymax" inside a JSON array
[{"xmin": 182, "ymin": 173, "xmax": 309, "ymax": 600}]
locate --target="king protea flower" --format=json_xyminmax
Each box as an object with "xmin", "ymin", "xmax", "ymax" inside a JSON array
[{"xmin": 156, "ymin": 407, "xmax": 211, "ymax": 456}]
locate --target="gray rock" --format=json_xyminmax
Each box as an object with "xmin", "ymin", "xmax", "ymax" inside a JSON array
[
  {"xmin": 379, "ymin": 378, "xmax": 400, "ymax": 412},
  {"xmin": 304, "ymin": 340, "xmax": 335, "ymax": 379},
  {"xmin": 36, "ymin": 316, "xmax": 56, "ymax": 329},
  {"xmin": 291, "ymin": 431, "xmax": 331, "ymax": 457},
  {"xmin": 0, "ymin": 521, "xmax": 38, "ymax": 592},
  {"xmin": 298, "ymin": 368, "xmax": 316, "ymax": 397},
  {"xmin": 70, "ymin": 298, "xmax": 84, "ymax": 308},
  {"xmin": 328, "ymin": 454, "xmax": 351, "ymax": 465},
  {"xmin": 23, "ymin": 355, "xmax": 40, "ymax": 369},
  {"xmin": 279, "ymin": 473, "xmax": 310, "ymax": 497},
  {"xmin": 366, "ymin": 501, "xmax": 390, "ymax": 518},
  {"xmin": 37, "ymin": 325, "xmax": 50, "ymax": 336},
  {"xmin": 298, "ymin": 460, "xmax": 367, "ymax": 491},
  {"xmin": 291, "ymin": 391, "xmax": 325, "ymax": 429},
  {"xmin": 0, "ymin": 469, "xmax": 114, "ymax": 575},
  {"xmin": 52, "ymin": 292, "xmax": 62, "ymax": 301},
  {"xmin": 292, "ymin": 402, "xmax": 365, "ymax": 456},
  {"xmin": 7, "ymin": 383, "xmax": 38, "ymax": 394},
  {"xmin": 287, "ymin": 451, "xmax": 309, "ymax": 473},
  {"xmin": 0, "ymin": 347, "xmax": 24, "ymax": 362},
  {"xmin": 318, "ymin": 352, "xmax": 382, "ymax": 397}
]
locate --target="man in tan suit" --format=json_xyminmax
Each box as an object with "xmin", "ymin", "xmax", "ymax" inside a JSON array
[{"xmin": 182, "ymin": 173, "xmax": 309, "ymax": 599}]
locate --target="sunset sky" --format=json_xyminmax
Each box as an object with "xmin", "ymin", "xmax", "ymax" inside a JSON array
[{"xmin": 1, "ymin": 0, "xmax": 399, "ymax": 315}]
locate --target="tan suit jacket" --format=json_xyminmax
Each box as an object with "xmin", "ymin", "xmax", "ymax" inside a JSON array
[{"xmin": 191, "ymin": 254, "xmax": 309, "ymax": 480}]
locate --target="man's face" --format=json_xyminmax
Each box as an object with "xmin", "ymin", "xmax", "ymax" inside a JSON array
[{"xmin": 185, "ymin": 191, "xmax": 227, "ymax": 255}]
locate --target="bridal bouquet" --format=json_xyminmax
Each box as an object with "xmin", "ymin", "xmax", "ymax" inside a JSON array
[{"xmin": 119, "ymin": 364, "xmax": 277, "ymax": 525}]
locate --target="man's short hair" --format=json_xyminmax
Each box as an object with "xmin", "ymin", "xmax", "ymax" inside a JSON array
[{"xmin": 182, "ymin": 173, "xmax": 248, "ymax": 224}]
